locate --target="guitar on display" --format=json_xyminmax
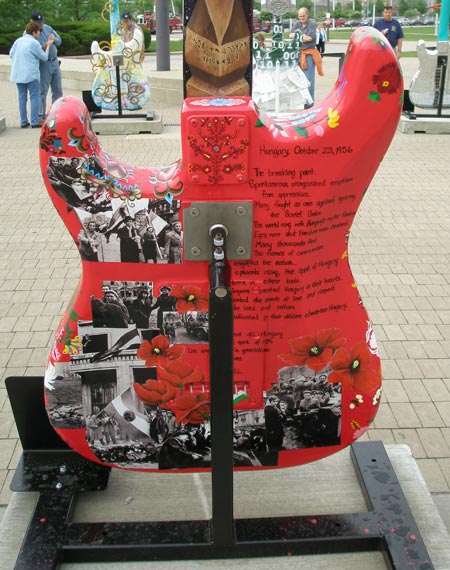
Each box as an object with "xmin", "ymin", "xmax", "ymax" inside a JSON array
[
  {"xmin": 409, "ymin": 0, "xmax": 450, "ymax": 109},
  {"xmin": 39, "ymin": 1, "xmax": 403, "ymax": 474},
  {"xmin": 90, "ymin": 0, "xmax": 150, "ymax": 111}
]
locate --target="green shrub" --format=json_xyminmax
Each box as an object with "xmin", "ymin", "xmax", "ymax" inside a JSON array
[{"xmin": 58, "ymin": 32, "xmax": 85, "ymax": 56}]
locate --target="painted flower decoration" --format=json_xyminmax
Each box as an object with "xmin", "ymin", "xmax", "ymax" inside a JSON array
[
  {"xmin": 149, "ymin": 161, "xmax": 184, "ymax": 201},
  {"xmin": 171, "ymin": 285, "xmax": 208, "ymax": 314},
  {"xmin": 327, "ymin": 107, "xmax": 340, "ymax": 129},
  {"xmin": 133, "ymin": 379, "xmax": 177, "ymax": 405},
  {"xmin": 279, "ymin": 328, "xmax": 346, "ymax": 372},
  {"xmin": 136, "ymin": 335, "xmax": 184, "ymax": 368},
  {"xmin": 372, "ymin": 62, "xmax": 401, "ymax": 94},
  {"xmin": 170, "ymin": 392, "xmax": 210, "ymax": 425},
  {"xmin": 62, "ymin": 335, "xmax": 83, "ymax": 356},
  {"xmin": 329, "ymin": 341, "xmax": 380, "ymax": 393},
  {"xmin": 160, "ymin": 360, "xmax": 205, "ymax": 387}
]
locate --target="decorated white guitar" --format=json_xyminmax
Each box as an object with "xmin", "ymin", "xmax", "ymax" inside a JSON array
[
  {"xmin": 409, "ymin": 0, "xmax": 450, "ymax": 108},
  {"xmin": 90, "ymin": 0, "xmax": 150, "ymax": 110},
  {"xmin": 40, "ymin": 19, "xmax": 402, "ymax": 472}
]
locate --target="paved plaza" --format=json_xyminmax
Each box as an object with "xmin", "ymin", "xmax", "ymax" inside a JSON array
[{"xmin": 0, "ymin": 43, "xmax": 449, "ymax": 536}]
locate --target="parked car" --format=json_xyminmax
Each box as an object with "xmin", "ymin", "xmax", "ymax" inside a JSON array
[
  {"xmin": 344, "ymin": 19, "xmax": 361, "ymax": 27},
  {"xmin": 334, "ymin": 18, "xmax": 347, "ymax": 27}
]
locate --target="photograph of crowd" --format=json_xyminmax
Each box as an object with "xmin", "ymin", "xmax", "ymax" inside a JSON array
[
  {"xmin": 46, "ymin": 153, "xmax": 183, "ymax": 264},
  {"xmin": 47, "ymin": 155, "xmax": 112, "ymax": 213},
  {"xmin": 45, "ymin": 344, "xmax": 341, "ymax": 471},
  {"xmin": 86, "ymin": 280, "xmax": 209, "ymax": 344},
  {"xmin": 264, "ymin": 365, "xmax": 342, "ymax": 449},
  {"xmin": 74, "ymin": 196, "xmax": 182, "ymax": 264}
]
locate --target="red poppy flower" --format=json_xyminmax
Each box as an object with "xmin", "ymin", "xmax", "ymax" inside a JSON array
[
  {"xmin": 279, "ymin": 328, "xmax": 346, "ymax": 372},
  {"xmin": 133, "ymin": 379, "xmax": 177, "ymax": 405},
  {"xmin": 136, "ymin": 335, "xmax": 184, "ymax": 368},
  {"xmin": 161, "ymin": 360, "xmax": 205, "ymax": 387},
  {"xmin": 171, "ymin": 392, "xmax": 210, "ymax": 425},
  {"xmin": 171, "ymin": 285, "xmax": 209, "ymax": 314},
  {"xmin": 329, "ymin": 341, "xmax": 380, "ymax": 393},
  {"xmin": 372, "ymin": 62, "xmax": 402, "ymax": 94}
]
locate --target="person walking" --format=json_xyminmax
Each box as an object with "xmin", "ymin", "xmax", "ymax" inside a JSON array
[
  {"xmin": 290, "ymin": 7, "xmax": 323, "ymax": 105},
  {"xmin": 373, "ymin": 5, "xmax": 404, "ymax": 58},
  {"xmin": 316, "ymin": 22, "xmax": 327, "ymax": 56},
  {"xmin": 29, "ymin": 11, "xmax": 63, "ymax": 124},
  {"xmin": 10, "ymin": 21, "xmax": 55, "ymax": 128}
]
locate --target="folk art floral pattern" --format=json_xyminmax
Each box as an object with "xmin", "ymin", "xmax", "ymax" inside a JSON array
[{"xmin": 41, "ymin": 28, "xmax": 402, "ymax": 471}]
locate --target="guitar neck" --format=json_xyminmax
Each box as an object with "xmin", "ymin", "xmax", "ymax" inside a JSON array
[
  {"xmin": 110, "ymin": 0, "xmax": 121, "ymax": 51},
  {"xmin": 438, "ymin": 0, "xmax": 450, "ymax": 42}
]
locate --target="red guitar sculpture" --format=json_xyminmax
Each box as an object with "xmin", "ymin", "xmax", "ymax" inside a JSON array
[{"xmin": 40, "ymin": 25, "xmax": 402, "ymax": 472}]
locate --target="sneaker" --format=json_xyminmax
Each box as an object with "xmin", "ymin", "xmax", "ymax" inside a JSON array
[
  {"xmin": 31, "ymin": 124, "xmax": 41, "ymax": 129},
  {"xmin": 21, "ymin": 123, "xmax": 30, "ymax": 128}
]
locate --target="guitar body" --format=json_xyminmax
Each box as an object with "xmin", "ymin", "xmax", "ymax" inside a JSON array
[
  {"xmin": 40, "ymin": 27, "xmax": 402, "ymax": 472},
  {"xmin": 409, "ymin": 40, "xmax": 450, "ymax": 108}
]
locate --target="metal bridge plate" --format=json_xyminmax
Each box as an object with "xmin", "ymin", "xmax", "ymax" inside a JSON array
[{"xmin": 183, "ymin": 201, "xmax": 253, "ymax": 261}]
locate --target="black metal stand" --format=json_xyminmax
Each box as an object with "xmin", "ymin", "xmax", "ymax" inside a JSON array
[{"xmin": 4, "ymin": 227, "xmax": 435, "ymax": 569}]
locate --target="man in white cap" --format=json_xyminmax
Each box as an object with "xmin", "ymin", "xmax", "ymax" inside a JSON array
[{"xmin": 29, "ymin": 11, "xmax": 62, "ymax": 124}]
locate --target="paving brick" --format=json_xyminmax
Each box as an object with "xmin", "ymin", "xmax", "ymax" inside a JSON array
[
  {"xmin": 423, "ymin": 378, "xmax": 450, "ymax": 402},
  {"xmin": 381, "ymin": 380, "xmax": 409, "ymax": 403},
  {"xmin": 435, "ymin": 402, "xmax": 450, "ymax": 427},
  {"xmin": 372, "ymin": 403, "xmax": 398, "ymax": 429},
  {"xmin": 416, "ymin": 359, "xmax": 448, "ymax": 379},
  {"xmin": 0, "ymin": 439, "xmax": 17, "ymax": 470},
  {"xmin": 413, "ymin": 402, "xmax": 446, "ymax": 428},
  {"xmin": 416, "ymin": 459, "xmax": 450, "ymax": 493},
  {"xmin": 400, "ymin": 379, "xmax": 431, "ymax": 402},
  {"xmin": 393, "ymin": 429, "xmax": 427, "ymax": 458},
  {"xmin": 393, "ymin": 403, "xmax": 421, "ymax": 428},
  {"xmin": 417, "ymin": 428, "xmax": 450, "ymax": 458}
]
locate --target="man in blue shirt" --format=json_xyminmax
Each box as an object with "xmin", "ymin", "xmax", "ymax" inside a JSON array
[
  {"xmin": 290, "ymin": 7, "xmax": 318, "ymax": 106},
  {"xmin": 373, "ymin": 5, "xmax": 404, "ymax": 58},
  {"xmin": 10, "ymin": 21, "xmax": 55, "ymax": 128},
  {"xmin": 30, "ymin": 11, "xmax": 63, "ymax": 123}
]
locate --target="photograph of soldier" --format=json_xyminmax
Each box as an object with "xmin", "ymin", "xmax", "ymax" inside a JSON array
[
  {"xmin": 149, "ymin": 285, "xmax": 177, "ymax": 331},
  {"xmin": 91, "ymin": 288, "xmax": 130, "ymax": 328},
  {"xmin": 77, "ymin": 218, "xmax": 102, "ymax": 262},
  {"xmin": 134, "ymin": 208, "xmax": 161, "ymax": 263},
  {"xmin": 117, "ymin": 215, "xmax": 142, "ymax": 262},
  {"xmin": 264, "ymin": 395, "xmax": 285, "ymax": 451},
  {"xmin": 46, "ymin": 155, "xmax": 112, "ymax": 213},
  {"xmin": 129, "ymin": 288, "xmax": 153, "ymax": 329},
  {"xmin": 163, "ymin": 218, "xmax": 183, "ymax": 263}
]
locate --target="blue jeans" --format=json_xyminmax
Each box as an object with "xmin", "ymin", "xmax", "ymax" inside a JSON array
[
  {"xmin": 39, "ymin": 60, "xmax": 63, "ymax": 117},
  {"xmin": 17, "ymin": 80, "xmax": 40, "ymax": 127},
  {"xmin": 302, "ymin": 54, "xmax": 315, "ymax": 101}
]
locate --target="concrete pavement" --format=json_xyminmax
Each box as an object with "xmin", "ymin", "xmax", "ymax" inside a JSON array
[{"xmin": 0, "ymin": 45, "xmax": 450, "ymax": 536}]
